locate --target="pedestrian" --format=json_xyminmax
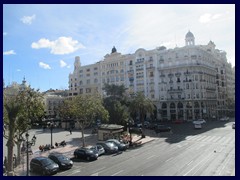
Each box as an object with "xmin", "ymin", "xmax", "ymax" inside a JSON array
[
  {"xmin": 13, "ymin": 154, "xmax": 17, "ymax": 168},
  {"xmin": 69, "ymin": 128, "xmax": 72, "ymax": 134},
  {"xmin": 4, "ymin": 156, "xmax": 7, "ymax": 172}
]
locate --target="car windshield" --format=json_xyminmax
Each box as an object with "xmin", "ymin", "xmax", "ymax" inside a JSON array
[
  {"xmin": 106, "ymin": 142, "xmax": 115, "ymax": 147},
  {"xmin": 108, "ymin": 140, "xmax": 120, "ymax": 145},
  {"xmin": 86, "ymin": 149, "xmax": 94, "ymax": 153},
  {"xmin": 41, "ymin": 158, "xmax": 53, "ymax": 166},
  {"xmin": 57, "ymin": 155, "xmax": 69, "ymax": 161}
]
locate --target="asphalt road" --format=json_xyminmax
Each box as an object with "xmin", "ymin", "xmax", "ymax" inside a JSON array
[{"xmin": 52, "ymin": 119, "xmax": 235, "ymax": 176}]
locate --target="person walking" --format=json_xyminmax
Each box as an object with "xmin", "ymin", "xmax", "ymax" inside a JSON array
[
  {"xmin": 69, "ymin": 128, "xmax": 72, "ymax": 135},
  {"xmin": 13, "ymin": 154, "xmax": 17, "ymax": 168},
  {"xmin": 4, "ymin": 156, "xmax": 8, "ymax": 173}
]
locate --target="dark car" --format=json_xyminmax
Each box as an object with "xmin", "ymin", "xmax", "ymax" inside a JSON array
[
  {"xmin": 96, "ymin": 142, "xmax": 118, "ymax": 154},
  {"xmin": 30, "ymin": 156, "xmax": 59, "ymax": 175},
  {"xmin": 74, "ymin": 147, "xmax": 98, "ymax": 161},
  {"xmin": 48, "ymin": 153, "xmax": 73, "ymax": 170},
  {"xmin": 106, "ymin": 139, "xmax": 128, "ymax": 151},
  {"xmin": 154, "ymin": 125, "xmax": 172, "ymax": 133}
]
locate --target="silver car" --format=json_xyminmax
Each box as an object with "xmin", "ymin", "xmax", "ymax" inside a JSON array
[{"xmin": 90, "ymin": 145, "xmax": 105, "ymax": 156}]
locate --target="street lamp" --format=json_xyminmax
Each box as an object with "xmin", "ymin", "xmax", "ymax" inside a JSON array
[
  {"xmin": 25, "ymin": 133, "xmax": 29, "ymax": 176},
  {"xmin": 49, "ymin": 122, "xmax": 54, "ymax": 148}
]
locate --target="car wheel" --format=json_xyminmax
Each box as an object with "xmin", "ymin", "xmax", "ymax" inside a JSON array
[{"xmin": 42, "ymin": 170, "xmax": 46, "ymax": 176}]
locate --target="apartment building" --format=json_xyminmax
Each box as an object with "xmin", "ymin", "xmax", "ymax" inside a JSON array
[{"xmin": 68, "ymin": 31, "xmax": 235, "ymax": 121}]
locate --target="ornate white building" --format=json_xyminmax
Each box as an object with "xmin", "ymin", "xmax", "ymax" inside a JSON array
[{"xmin": 68, "ymin": 31, "xmax": 235, "ymax": 121}]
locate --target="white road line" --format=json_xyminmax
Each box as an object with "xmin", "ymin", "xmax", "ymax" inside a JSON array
[
  {"xmin": 183, "ymin": 153, "xmax": 213, "ymax": 176},
  {"xmin": 165, "ymin": 157, "xmax": 174, "ymax": 162},
  {"xmin": 186, "ymin": 160, "xmax": 194, "ymax": 166},
  {"xmin": 91, "ymin": 172, "xmax": 99, "ymax": 176},
  {"xmin": 147, "ymin": 155, "xmax": 155, "ymax": 160},
  {"xmin": 67, "ymin": 169, "xmax": 81, "ymax": 176},
  {"xmin": 90, "ymin": 166, "xmax": 106, "ymax": 176},
  {"xmin": 111, "ymin": 170, "xmax": 123, "ymax": 176}
]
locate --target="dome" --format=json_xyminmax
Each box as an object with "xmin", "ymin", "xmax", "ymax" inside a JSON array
[
  {"xmin": 111, "ymin": 46, "xmax": 117, "ymax": 54},
  {"xmin": 186, "ymin": 31, "xmax": 194, "ymax": 38}
]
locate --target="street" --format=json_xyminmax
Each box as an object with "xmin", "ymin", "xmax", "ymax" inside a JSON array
[
  {"xmin": 55, "ymin": 119, "xmax": 235, "ymax": 176},
  {"xmin": 3, "ymin": 119, "xmax": 235, "ymax": 176}
]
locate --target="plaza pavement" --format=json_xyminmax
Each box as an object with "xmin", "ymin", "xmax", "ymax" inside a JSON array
[{"xmin": 3, "ymin": 127, "xmax": 156, "ymax": 176}]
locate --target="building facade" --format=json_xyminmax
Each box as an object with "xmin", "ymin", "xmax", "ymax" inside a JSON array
[{"xmin": 68, "ymin": 31, "xmax": 235, "ymax": 121}]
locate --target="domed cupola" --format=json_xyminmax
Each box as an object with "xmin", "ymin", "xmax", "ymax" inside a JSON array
[
  {"xmin": 185, "ymin": 30, "xmax": 195, "ymax": 46},
  {"xmin": 111, "ymin": 46, "xmax": 117, "ymax": 54}
]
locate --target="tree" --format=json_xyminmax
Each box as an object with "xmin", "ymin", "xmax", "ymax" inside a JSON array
[
  {"xmin": 129, "ymin": 92, "xmax": 154, "ymax": 138},
  {"xmin": 103, "ymin": 83, "xmax": 126, "ymax": 99},
  {"xmin": 103, "ymin": 84, "xmax": 129, "ymax": 125},
  {"xmin": 59, "ymin": 95, "xmax": 109, "ymax": 147},
  {"xmin": 3, "ymin": 88, "xmax": 44, "ymax": 175}
]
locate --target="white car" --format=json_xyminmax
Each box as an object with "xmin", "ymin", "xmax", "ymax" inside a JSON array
[
  {"xmin": 194, "ymin": 123, "xmax": 202, "ymax": 129},
  {"xmin": 220, "ymin": 117, "xmax": 229, "ymax": 121},
  {"xmin": 193, "ymin": 119, "xmax": 206, "ymax": 124}
]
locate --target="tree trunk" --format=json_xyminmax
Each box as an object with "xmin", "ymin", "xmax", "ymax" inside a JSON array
[
  {"xmin": 140, "ymin": 112, "xmax": 145, "ymax": 138},
  {"xmin": 6, "ymin": 125, "xmax": 15, "ymax": 176},
  {"xmin": 81, "ymin": 127, "xmax": 85, "ymax": 147}
]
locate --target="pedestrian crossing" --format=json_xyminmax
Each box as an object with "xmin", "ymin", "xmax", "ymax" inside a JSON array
[{"xmin": 158, "ymin": 134, "xmax": 235, "ymax": 145}]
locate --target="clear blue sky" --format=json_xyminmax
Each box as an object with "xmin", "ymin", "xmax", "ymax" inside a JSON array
[{"xmin": 3, "ymin": 4, "xmax": 235, "ymax": 92}]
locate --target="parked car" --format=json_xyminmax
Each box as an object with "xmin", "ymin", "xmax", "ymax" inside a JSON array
[
  {"xmin": 173, "ymin": 119, "xmax": 184, "ymax": 124},
  {"xmin": 90, "ymin": 145, "xmax": 105, "ymax": 156},
  {"xmin": 96, "ymin": 142, "xmax": 118, "ymax": 154},
  {"xmin": 106, "ymin": 139, "xmax": 128, "ymax": 151},
  {"xmin": 144, "ymin": 121, "xmax": 150, "ymax": 128},
  {"xmin": 134, "ymin": 121, "xmax": 142, "ymax": 128},
  {"xmin": 148, "ymin": 123, "xmax": 158, "ymax": 130},
  {"xmin": 193, "ymin": 119, "xmax": 206, "ymax": 124},
  {"xmin": 30, "ymin": 156, "xmax": 59, "ymax": 175},
  {"xmin": 194, "ymin": 123, "xmax": 202, "ymax": 129},
  {"xmin": 154, "ymin": 125, "xmax": 172, "ymax": 133},
  {"xmin": 48, "ymin": 153, "xmax": 73, "ymax": 170},
  {"xmin": 220, "ymin": 117, "xmax": 229, "ymax": 121},
  {"xmin": 232, "ymin": 123, "xmax": 235, "ymax": 129},
  {"xmin": 74, "ymin": 147, "xmax": 98, "ymax": 161}
]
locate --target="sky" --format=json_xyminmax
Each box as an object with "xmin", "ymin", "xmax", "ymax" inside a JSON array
[{"xmin": 3, "ymin": 4, "xmax": 235, "ymax": 92}]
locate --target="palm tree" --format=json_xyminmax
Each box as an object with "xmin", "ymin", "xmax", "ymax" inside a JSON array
[{"xmin": 129, "ymin": 92, "xmax": 154, "ymax": 138}]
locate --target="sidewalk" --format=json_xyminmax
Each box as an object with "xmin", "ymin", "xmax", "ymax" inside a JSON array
[{"xmin": 13, "ymin": 133, "xmax": 156, "ymax": 176}]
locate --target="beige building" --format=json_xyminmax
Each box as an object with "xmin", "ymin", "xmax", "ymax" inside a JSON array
[{"xmin": 68, "ymin": 31, "xmax": 235, "ymax": 121}]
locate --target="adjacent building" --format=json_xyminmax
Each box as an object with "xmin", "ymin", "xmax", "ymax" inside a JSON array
[{"xmin": 67, "ymin": 31, "xmax": 234, "ymax": 121}]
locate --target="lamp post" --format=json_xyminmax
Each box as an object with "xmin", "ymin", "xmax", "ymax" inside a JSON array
[
  {"xmin": 25, "ymin": 133, "xmax": 29, "ymax": 176},
  {"xmin": 49, "ymin": 122, "xmax": 54, "ymax": 148},
  {"xmin": 128, "ymin": 119, "xmax": 132, "ymax": 147}
]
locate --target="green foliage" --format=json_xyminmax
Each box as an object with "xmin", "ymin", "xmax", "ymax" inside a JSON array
[
  {"xmin": 129, "ymin": 92, "xmax": 154, "ymax": 127},
  {"xmin": 103, "ymin": 84, "xmax": 129, "ymax": 125},
  {"xmin": 3, "ymin": 88, "xmax": 45, "ymax": 172},
  {"xmin": 59, "ymin": 94, "xmax": 109, "ymax": 128}
]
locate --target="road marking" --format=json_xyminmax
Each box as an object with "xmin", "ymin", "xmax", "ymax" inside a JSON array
[
  {"xmin": 186, "ymin": 160, "xmax": 193, "ymax": 166},
  {"xmin": 67, "ymin": 169, "xmax": 81, "ymax": 176},
  {"xmin": 91, "ymin": 172, "xmax": 99, "ymax": 176},
  {"xmin": 165, "ymin": 157, "xmax": 174, "ymax": 162},
  {"xmin": 183, "ymin": 153, "xmax": 213, "ymax": 176},
  {"xmin": 147, "ymin": 155, "xmax": 155, "ymax": 160},
  {"xmin": 111, "ymin": 170, "xmax": 123, "ymax": 176},
  {"xmin": 90, "ymin": 166, "xmax": 106, "ymax": 176}
]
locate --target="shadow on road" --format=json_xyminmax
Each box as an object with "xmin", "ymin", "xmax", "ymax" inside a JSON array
[{"xmin": 144, "ymin": 119, "xmax": 234, "ymax": 144}]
